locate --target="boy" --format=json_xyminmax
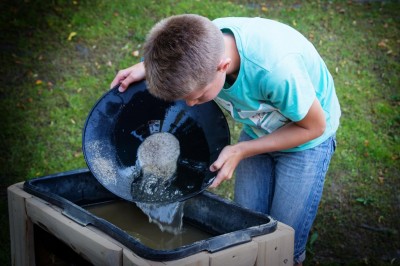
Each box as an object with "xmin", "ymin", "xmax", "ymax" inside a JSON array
[{"xmin": 110, "ymin": 14, "xmax": 340, "ymax": 265}]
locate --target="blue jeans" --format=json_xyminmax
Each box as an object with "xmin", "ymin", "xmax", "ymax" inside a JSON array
[{"xmin": 234, "ymin": 131, "xmax": 336, "ymax": 264}]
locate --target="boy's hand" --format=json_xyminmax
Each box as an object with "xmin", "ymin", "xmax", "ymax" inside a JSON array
[
  {"xmin": 110, "ymin": 62, "xmax": 145, "ymax": 92},
  {"xmin": 209, "ymin": 144, "xmax": 244, "ymax": 188},
  {"xmin": 208, "ymin": 99, "xmax": 326, "ymax": 188}
]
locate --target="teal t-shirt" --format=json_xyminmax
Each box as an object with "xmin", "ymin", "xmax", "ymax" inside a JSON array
[{"xmin": 213, "ymin": 17, "xmax": 341, "ymax": 152}]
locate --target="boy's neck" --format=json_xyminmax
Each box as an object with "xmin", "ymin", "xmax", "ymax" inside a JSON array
[{"xmin": 223, "ymin": 33, "xmax": 240, "ymax": 76}]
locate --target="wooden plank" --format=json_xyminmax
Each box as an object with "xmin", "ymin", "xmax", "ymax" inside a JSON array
[
  {"xmin": 148, "ymin": 251, "xmax": 210, "ymax": 266},
  {"xmin": 122, "ymin": 249, "xmax": 153, "ymax": 266},
  {"xmin": 123, "ymin": 250, "xmax": 210, "ymax": 266},
  {"xmin": 166, "ymin": 251, "xmax": 210, "ymax": 266},
  {"xmin": 25, "ymin": 196, "xmax": 123, "ymax": 266},
  {"xmin": 209, "ymin": 241, "xmax": 258, "ymax": 266},
  {"xmin": 253, "ymin": 222, "xmax": 294, "ymax": 266},
  {"xmin": 7, "ymin": 182, "xmax": 35, "ymax": 266}
]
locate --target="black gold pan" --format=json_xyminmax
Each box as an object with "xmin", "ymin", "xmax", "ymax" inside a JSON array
[{"xmin": 82, "ymin": 81, "xmax": 230, "ymax": 204}]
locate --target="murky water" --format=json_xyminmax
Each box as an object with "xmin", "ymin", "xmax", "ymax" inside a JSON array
[{"xmin": 84, "ymin": 200, "xmax": 213, "ymax": 250}]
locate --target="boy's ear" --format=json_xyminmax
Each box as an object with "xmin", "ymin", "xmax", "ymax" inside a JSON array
[{"xmin": 217, "ymin": 57, "xmax": 231, "ymax": 72}]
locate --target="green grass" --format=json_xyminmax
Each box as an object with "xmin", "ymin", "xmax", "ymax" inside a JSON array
[{"xmin": 1, "ymin": 0, "xmax": 399, "ymax": 265}]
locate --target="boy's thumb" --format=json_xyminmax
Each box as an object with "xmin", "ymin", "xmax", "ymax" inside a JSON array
[{"xmin": 209, "ymin": 162, "xmax": 220, "ymax": 172}]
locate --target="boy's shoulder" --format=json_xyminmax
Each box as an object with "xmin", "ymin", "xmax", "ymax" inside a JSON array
[
  {"xmin": 212, "ymin": 17, "xmax": 286, "ymax": 29},
  {"xmin": 213, "ymin": 17, "xmax": 259, "ymax": 29}
]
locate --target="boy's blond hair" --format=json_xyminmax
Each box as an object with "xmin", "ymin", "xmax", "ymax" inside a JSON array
[{"xmin": 143, "ymin": 14, "xmax": 224, "ymax": 101}]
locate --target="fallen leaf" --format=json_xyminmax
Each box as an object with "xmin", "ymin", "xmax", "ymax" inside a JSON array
[
  {"xmin": 378, "ymin": 39, "xmax": 387, "ymax": 48},
  {"xmin": 364, "ymin": 140, "xmax": 369, "ymax": 147},
  {"xmin": 132, "ymin": 50, "xmax": 139, "ymax": 57},
  {"xmin": 68, "ymin": 32, "xmax": 77, "ymax": 41},
  {"xmin": 35, "ymin": 79, "xmax": 42, "ymax": 85}
]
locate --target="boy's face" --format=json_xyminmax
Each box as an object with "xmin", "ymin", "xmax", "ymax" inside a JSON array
[{"xmin": 182, "ymin": 71, "xmax": 226, "ymax": 106}]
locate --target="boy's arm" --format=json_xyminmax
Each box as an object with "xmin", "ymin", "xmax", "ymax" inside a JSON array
[
  {"xmin": 209, "ymin": 98, "xmax": 326, "ymax": 188},
  {"xmin": 110, "ymin": 62, "xmax": 145, "ymax": 92}
]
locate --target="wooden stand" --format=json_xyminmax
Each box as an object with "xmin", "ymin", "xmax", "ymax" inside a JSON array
[{"xmin": 8, "ymin": 182, "xmax": 294, "ymax": 266}]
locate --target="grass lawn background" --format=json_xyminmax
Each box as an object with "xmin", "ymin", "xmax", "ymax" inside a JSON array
[{"xmin": 1, "ymin": 0, "xmax": 399, "ymax": 265}]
